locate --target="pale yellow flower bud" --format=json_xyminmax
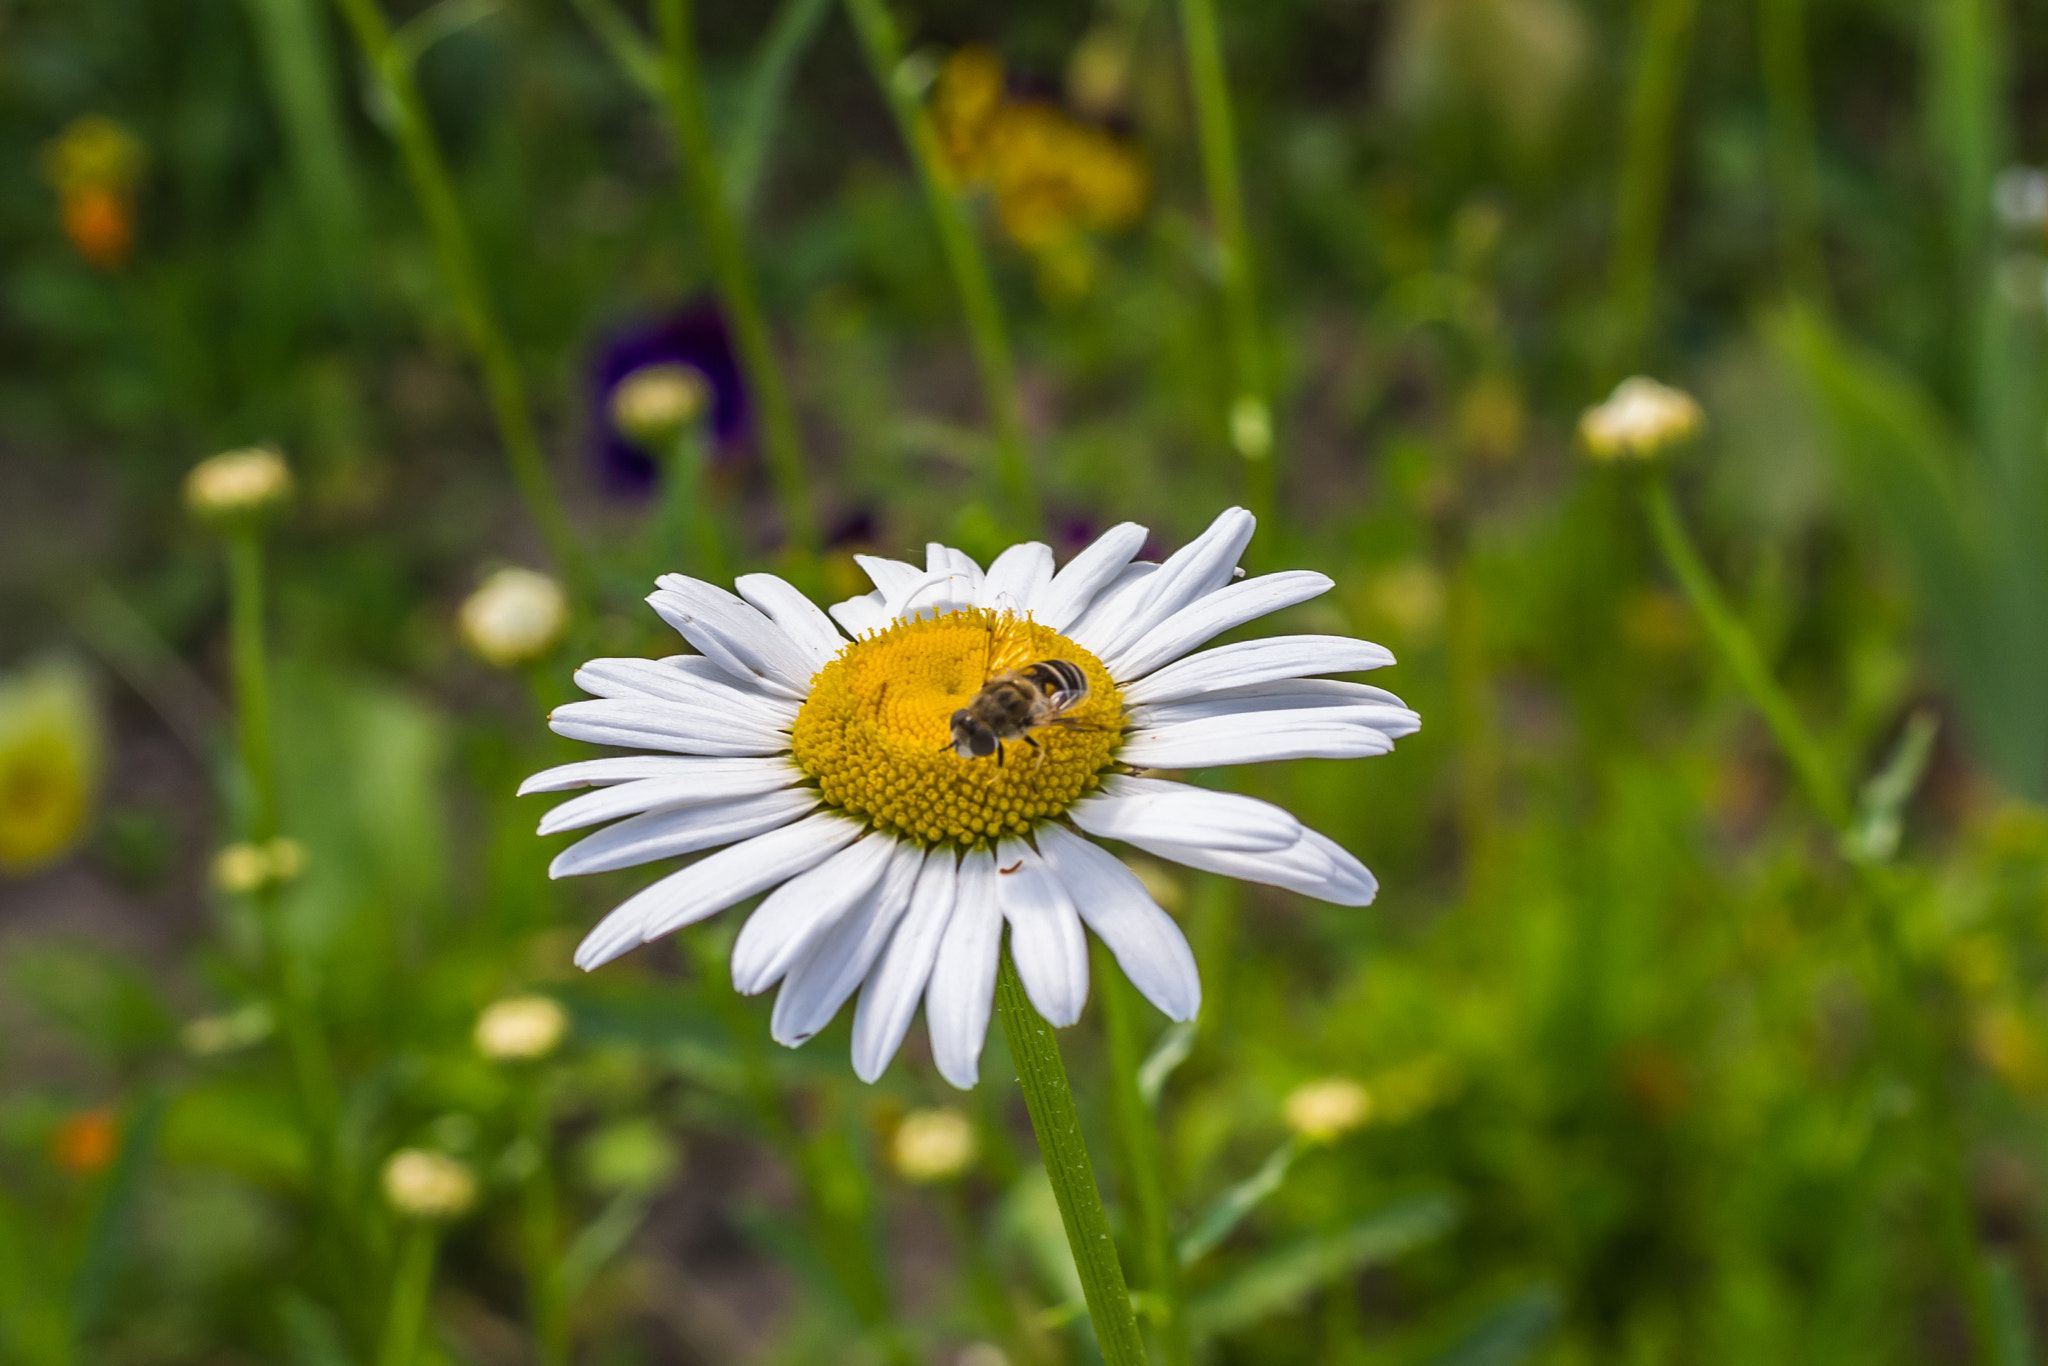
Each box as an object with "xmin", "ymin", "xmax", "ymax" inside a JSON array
[
  {"xmin": 610, "ymin": 362, "xmax": 710, "ymax": 449},
  {"xmin": 382, "ymin": 1149, "xmax": 477, "ymax": 1220},
  {"xmin": 182, "ymin": 1003, "xmax": 275, "ymax": 1057},
  {"xmin": 458, "ymin": 568, "xmax": 568, "ymax": 669},
  {"xmin": 0, "ymin": 659, "xmax": 101, "ymax": 875},
  {"xmin": 185, "ymin": 447, "xmax": 293, "ymax": 522},
  {"xmin": 474, "ymin": 995, "xmax": 569, "ymax": 1061},
  {"xmin": 1578, "ymin": 377, "xmax": 1704, "ymax": 461},
  {"xmin": 1283, "ymin": 1077, "xmax": 1372, "ymax": 1142},
  {"xmin": 891, "ymin": 1107, "xmax": 977, "ymax": 1183},
  {"xmin": 210, "ymin": 837, "xmax": 306, "ymax": 894}
]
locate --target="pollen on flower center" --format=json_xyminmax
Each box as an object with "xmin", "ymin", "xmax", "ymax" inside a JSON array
[{"xmin": 791, "ymin": 609, "xmax": 1123, "ymax": 846}]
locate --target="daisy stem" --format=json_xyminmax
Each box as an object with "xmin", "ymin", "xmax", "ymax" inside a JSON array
[
  {"xmin": 1098, "ymin": 944, "xmax": 1188, "ymax": 1366},
  {"xmin": 330, "ymin": 0, "xmax": 589, "ymax": 599},
  {"xmin": 649, "ymin": 0, "xmax": 821, "ymax": 558},
  {"xmin": 375, "ymin": 1224, "xmax": 439, "ymax": 1366},
  {"xmin": 842, "ymin": 0, "xmax": 1042, "ymax": 537},
  {"xmin": 1642, "ymin": 472, "xmax": 2000, "ymax": 1363},
  {"xmin": 995, "ymin": 948, "xmax": 1149, "ymax": 1366},
  {"xmin": 1175, "ymin": 0, "xmax": 1274, "ymax": 527}
]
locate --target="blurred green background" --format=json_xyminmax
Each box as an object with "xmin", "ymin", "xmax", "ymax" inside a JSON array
[{"xmin": 5, "ymin": 0, "xmax": 2048, "ymax": 1362}]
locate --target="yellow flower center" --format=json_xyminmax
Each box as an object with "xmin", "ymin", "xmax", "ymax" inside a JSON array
[{"xmin": 792, "ymin": 609, "xmax": 1123, "ymax": 846}]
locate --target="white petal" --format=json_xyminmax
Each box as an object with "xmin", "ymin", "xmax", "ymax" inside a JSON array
[
  {"xmin": 572, "ymin": 659, "xmax": 798, "ymax": 723},
  {"xmin": 549, "ymin": 788, "xmax": 819, "ymax": 878},
  {"xmin": 1103, "ymin": 570, "xmax": 1332, "ymax": 679},
  {"xmin": 977, "ymin": 542, "xmax": 1055, "ymax": 616},
  {"xmin": 537, "ymin": 758, "xmax": 805, "ymax": 835},
  {"xmin": 1098, "ymin": 508, "xmax": 1256, "ymax": 656},
  {"xmin": 1134, "ymin": 826, "xmax": 1377, "ymax": 907},
  {"xmin": 519, "ymin": 755, "xmax": 735, "ymax": 795},
  {"xmin": 1035, "ymin": 823, "xmax": 1199, "ymax": 1021},
  {"xmin": 851, "ymin": 851, "xmax": 959, "ymax": 1082},
  {"xmin": 1064, "ymin": 562, "xmax": 1160, "ymax": 654},
  {"xmin": 574, "ymin": 812, "xmax": 864, "ymax": 968},
  {"xmin": 829, "ymin": 591, "xmax": 891, "ymax": 639},
  {"xmin": 1129, "ymin": 678, "xmax": 1410, "ymax": 726},
  {"xmin": 547, "ymin": 698, "xmax": 790, "ymax": 757},
  {"xmin": 648, "ymin": 577, "xmax": 817, "ymax": 699},
  {"xmin": 927, "ymin": 846, "xmax": 1002, "ymax": 1089},
  {"xmin": 730, "ymin": 835, "xmax": 900, "ymax": 995},
  {"xmin": 932, "ymin": 544, "xmax": 986, "ymax": 584},
  {"xmin": 1120, "ymin": 635, "xmax": 1396, "ymax": 707},
  {"xmin": 770, "ymin": 842, "xmax": 927, "ymax": 1046},
  {"xmin": 1068, "ymin": 775, "xmax": 1301, "ymax": 852},
  {"xmin": 853, "ymin": 554, "xmax": 927, "ymax": 603},
  {"xmin": 1036, "ymin": 522, "xmax": 1148, "ymax": 632},
  {"xmin": 994, "ymin": 837, "xmax": 1088, "ymax": 1026},
  {"xmin": 735, "ymin": 574, "xmax": 848, "ymax": 673},
  {"xmin": 905, "ymin": 545, "xmax": 981, "ymax": 615},
  {"xmin": 1119, "ymin": 716, "xmax": 1402, "ymax": 768}
]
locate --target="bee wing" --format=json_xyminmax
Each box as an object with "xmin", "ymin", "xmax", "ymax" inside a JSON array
[{"xmin": 984, "ymin": 616, "xmax": 1039, "ymax": 676}]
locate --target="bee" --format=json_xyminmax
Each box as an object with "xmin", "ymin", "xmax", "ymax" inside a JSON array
[{"xmin": 948, "ymin": 659, "xmax": 1090, "ymax": 765}]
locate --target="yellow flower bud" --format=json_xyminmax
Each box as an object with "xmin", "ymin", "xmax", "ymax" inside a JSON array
[
  {"xmin": 210, "ymin": 837, "xmax": 306, "ymax": 894},
  {"xmin": 474, "ymin": 995, "xmax": 569, "ymax": 1061},
  {"xmin": 891, "ymin": 1107, "xmax": 977, "ymax": 1183},
  {"xmin": 1578, "ymin": 377, "xmax": 1704, "ymax": 461},
  {"xmin": 1283, "ymin": 1077, "xmax": 1372, "ymax": 1142},
  {"xmin": 458, "ymin": 568, "xmax": 568, "ymax": 669},
  {"xmin": 185, "ymin": 447, "xmax": 293, "ymax": 523},
  {"xmin": 0, "ymin": 659, "xmax": 101, "ymax": 875},
  {"xmin": 609, "ymin": 362, "xmax": 710, "ymax": 450},
  {"xmin": 382, "ymin": 1149, "xmax": 477, "ymax": 1220}
]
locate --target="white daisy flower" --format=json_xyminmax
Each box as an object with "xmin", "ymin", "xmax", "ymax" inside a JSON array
[{"xmin": 521, "ymin": 508, "xmax": 1418, "ymax": 1088}]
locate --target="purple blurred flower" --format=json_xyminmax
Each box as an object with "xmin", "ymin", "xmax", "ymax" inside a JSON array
[{"xmin": 590, "ymin": 303, "xmax": 749, "ymax": 493}]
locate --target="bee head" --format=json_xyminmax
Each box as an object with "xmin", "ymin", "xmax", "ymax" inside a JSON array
[{"xmin": 948, "ymin": 708, "xmax": 999, "ymax": 759}]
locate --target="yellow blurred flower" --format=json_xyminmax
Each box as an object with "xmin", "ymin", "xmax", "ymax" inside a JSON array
[
  {"xmin": 931, "ymin": 45, "xmax": 1147, "ymax": 297},
  {"xmin": 1972, "ymin": 1004, "xmax": 2048, "ymax": 1094},
  {"xmin": 0, "ymin": 659, "xmax": 102, "ymax": 876},
  {"xmin": 382, "ymin": 1149, "xmax": 477, "ymax": 1220},
  {"xmin": 459, "ymin": 567, "xmax": 568, "ymax": 669},
  {"xmin": 891, "ymin": 1107, "xmax": 977, "ymax": 1182},
  {"xmin": 474, "ymin": 994, "xmax": 569, "ymax": 1061},
  {"xmin": 1283, "ymin": 1077, "xmax": 1373, "ymax": 1141},
  {"xmin": 1578, "ymin": 377, "xmax": 1704, "ymax": 461},
  {"xmin": 185, "ymin": 447, "xmax": 293, "ymax": 523},
  {"xmin": 40, "ymin": 116, "xmax": 145, "ymax": 271},
  {"xmin": 210, "ymin": 837, "xmax": 306, "ymax": 895},
  {"xmin": 610, "ymin": 362, "xmax": 710, "ymax": 450}
]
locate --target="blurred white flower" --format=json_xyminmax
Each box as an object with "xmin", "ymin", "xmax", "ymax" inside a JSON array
[
  {"xmin": 526, "ymin": 510, "xmax": 1417, "ymax": 1086},
  {"xmin": 1284, "ymin": 1077, "xmax": 1373, "ymax": 1141},
  {"xmin": 210, "ymin": 837, "xmax": 306, "ymax": 894},
  {"xmin": 610, "ymin": 362, "xmax": 710, "ymax": 450},
  {"xmin": 382, "ymin": 1149, "xmax": 477, "ymax": 1220},
  {"xmin": 474, "ymin": 994, "xmax": 569, "ymax": 1061},
  {"xmin": 185, "ymin": 447, "xmax": 292, "ymax": 522},
  {"xmin": 182, "ymin": 1002, "xmax": 275, "ymax": 1057},
  {"xmin": 1578, "ymin": 377, "xmax": 1704, "ymax": 461},
  {"xmin": 1994, "ymin": 166, "xmax": 2048, "ymax": 234},
  {"xmin": 460, "ymin": 568, "xmax": 568, "ymax": 669},
  {"xmin": 891, "ymin": 1107, "xmax": 977, "ymax": 1182}
]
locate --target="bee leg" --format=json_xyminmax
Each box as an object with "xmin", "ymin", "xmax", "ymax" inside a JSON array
[
  {"xmin": 995, "ymin": 742, "xmax": 1005, "ymax": 768},
  {"xmin": 1024, "ymin": 733, "xmax": 1046, "ymax": 767}
]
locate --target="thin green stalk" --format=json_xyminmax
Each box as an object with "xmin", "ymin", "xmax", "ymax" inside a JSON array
[
  {"xmin": 1757, "ymin": 0, "xmax": 1827, "ymax": 305},
  {"xmin": 1607, "ymin": 0, "xmax": 1699, "ymax": 371},
  {"xmin": 842, "ymin": 0, "xmax": 1040, "ymax": 535},
  {"xmin": 330, "ymin": 0, "xmax": 587, "ymax": 594},
  {"xmin": 518, "ymin": 1089, "xmax": 570, "ymax": 1366},
  {"xmin": 1640, "ymin": 477, "xmax": 1846, "ymax": 827},
  {"xmin": 375, "ymin": 1225, "xmax": 439, "ymax": 1366},
  {"xmin": 995, "ymin": 948, "xmax": 1149, "ymax": 1366},
  {"xmin": 1175, "ymin": 0, "xmax": 1273, "ymax": 523},
  {"xmin": 650, "ymin": 0, "xmax": 819, "ymax": 556},
  {"xmin": 226, "ymin": 530, "xmax": 277, "ymax": 842},
  {"xmin": 657, "ymin": 425, "xmax": 725, "ymax": 583},
  {"xmin": 1097, "ymin": 944, "xmax": 1186, "ymax": 1366},
  {"xmin": 1641, "ymin": 471, "xmax": 1999, "ymax": 1362}
]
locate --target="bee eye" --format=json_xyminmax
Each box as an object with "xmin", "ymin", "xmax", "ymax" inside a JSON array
[{"xmin": 973, "ymin": 732, "xmax": 996, "ymax": 757}]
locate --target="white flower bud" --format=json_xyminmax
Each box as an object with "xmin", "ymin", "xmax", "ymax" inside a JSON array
[
  {"xmin": 1283, "ymin": 1077, "xmax": 1372, "ymax": 1142},
  {"xmin": 185, "ymin": 447, "xmax": 292, "ymax": 522},
  {"xmin": 474, "ymin": 995, "xmax": 569, "ymax": 1061},
  {"xmin": 1578, "ymin": 377, "xmax": 1704, "ymax": 461},
  {"xmin": 610, "ymin": 362, "xmax": 710, "ymax": 449},
  {"xmin": 890, "ymin": 1107, "xmax": 977, "ymax": 1183},
  {"xmin": 458, "ymin": 568, "xmax": 568, "ymax": 669},
  {"xmin": 382, "ymin": 1149, "xmax": 477, "ymax": 1220}
]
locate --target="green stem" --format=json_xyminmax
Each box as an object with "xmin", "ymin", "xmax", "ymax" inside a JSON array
[
  {"xmin": 995, "ymin": 948, "xmax": 1148, "ymax": 1366},
  {"xmin": 226, "ymin": 530, "xmax": 276, "ymax": 842},
  {"xmin": 1640, "ymin": 477, "xmax": 1847, "ymax": 827},
  {"xmin": 1175, "ymin": 0, "xmax": 1273, "ymax": 523},
  {"xmin": 1098, "ymin": 944, "xmax": 1186, "ymax": 1365},
  {"xmin": 842, "ymin": 0, "xmax": 1040, "ymax": 535},
  {"xmin": 1756, "ymin": 0, "xmax": 1827, "ymax": 305},
  {"xmin": 375, "ymin": 1224, "xmax": 439, "ymax": 1366},
  {"xmin": 518, "ymin": 1087, "xmax": 570, "ymax": 1366},
  {"xmin": 650, "ymin": 0, "xmax": 820, "ymax": 556},
  {"xmin": 657, "ymin": 425, "xmax": 725, "ymax": 583},
  {"xmin": 330, "ymin": 0, "xmax": 588, "ymax": 595},
  {"xmin": 1642, "ymin": 473, "xmax": 1998, "ymax": 1363},
  {"xmin": 1606, "ymin": 0, "xmax": 1699, "ymax": 371}
]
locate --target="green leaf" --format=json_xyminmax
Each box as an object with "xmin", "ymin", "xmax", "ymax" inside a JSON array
[
  {"xmin": 721, "ymin": 0, "xmax": 835, "ymax": 218},
  {"xmin": 1415, "ymin": 1283, "xmax": 1562, "ymax": 1366},
  {"xmin": 1190, "ymin": 1193, "xmax": 1460, "ymax": 1339},
  {"xmin": 1178, "ymin": 1139, "xmax": 1299, "ymax": 1267},
  {"xmin": 1137, "ymin": 1020, "xmax": 1198, "ymax": 1108},
  {"xmin": 69, "ymin": 1092, "xmax": 165, "ymax": 1338}
]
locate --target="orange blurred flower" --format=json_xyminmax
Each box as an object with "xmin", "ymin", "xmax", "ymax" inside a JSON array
[
  {"xmin": 50, "ymin": 1107, "xmax": 118, "ymax": 1174},
  {"xmin": 61, "ymin": 187, "xmax": 133, "ymax": 271},
  {"xmin": 40, "ymin": 116, "xmax": 145, "ymax": 272}
]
